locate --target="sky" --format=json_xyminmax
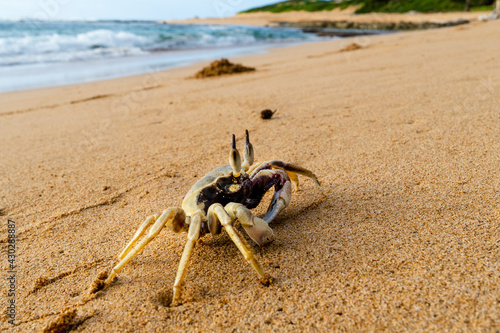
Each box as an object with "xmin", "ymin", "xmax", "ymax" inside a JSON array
[{"xmin": 0, "ymin": 0, "xmax": 281, "ymax": 21}]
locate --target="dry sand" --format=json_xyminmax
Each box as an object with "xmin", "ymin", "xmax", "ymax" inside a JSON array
[
  {"xmin": 166, "ymin": 8, "xmax": 490, "ymax": 26},
  {"xmin": 1, "ymin": 15, "xmax": 499, "ymax": 333}
]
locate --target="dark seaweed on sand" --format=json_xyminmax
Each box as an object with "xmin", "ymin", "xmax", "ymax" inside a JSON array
[{"xmin": 195, "ymin": 58, "xmax": 255, "ymax": 78}]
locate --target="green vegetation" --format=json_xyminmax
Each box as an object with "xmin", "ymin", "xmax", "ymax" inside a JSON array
[
  {"xmin": 349, "ymin": 0, "xmax": 494, "ymax": 13},
  {"xmin": 241, "ymin": 0, "xmax": 345, "ymax": 13},
  {"xmin": 469, "ymin": 4, "xmax": 496, "ymax": 11},
  {"xmin": 240, "ymin": 0, "xmax": 495, "ymax": 14}
]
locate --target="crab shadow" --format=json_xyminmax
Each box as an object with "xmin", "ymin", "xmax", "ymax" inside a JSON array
[
  {"xmin": 165, "ymin": 183, "xmax": 428, "ymax": 306},
  {"xmin": 199, "ymin": 187, "xmax": 327, "ymax": 250},
  {"xmin": 194, "ymin": 182, "xmax": 420, "ymax": 272}
]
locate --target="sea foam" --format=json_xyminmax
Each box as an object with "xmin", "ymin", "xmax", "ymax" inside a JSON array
[{"xmin": 0, "ymin": 21, "xmax": 316, "ymax": 67}]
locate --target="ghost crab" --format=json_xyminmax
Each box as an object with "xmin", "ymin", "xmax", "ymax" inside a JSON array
[{"xmin": 105, "ymin": 130, "xmax": 320, "ymax": 306}]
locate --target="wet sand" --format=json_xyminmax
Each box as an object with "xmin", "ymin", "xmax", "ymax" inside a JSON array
[{"xmin": 1, "ymin": 14, "xmax": 499, "ymax": 332}]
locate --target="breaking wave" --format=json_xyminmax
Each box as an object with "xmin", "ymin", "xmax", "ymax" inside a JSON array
[{"xmin": 0, "ymin": 21, "xmax": 316, "ymax": 66}]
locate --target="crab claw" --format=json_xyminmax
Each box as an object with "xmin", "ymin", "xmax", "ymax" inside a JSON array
[
  {"xmin": 225, "ymin": 203, "xmax": 274, "ymax": 246},
  {"xmin": 242, "ymin": 216, "xmax": 274, "ymax": 246}
]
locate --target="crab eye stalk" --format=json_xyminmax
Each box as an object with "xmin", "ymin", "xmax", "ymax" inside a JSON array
[
  {"xmin": 242, "ymin": 129, "xmax": 254, "ymax": 171},
  {"xmin": 229, "ymin": 134, "xmax": 241, "ymax": 177}
]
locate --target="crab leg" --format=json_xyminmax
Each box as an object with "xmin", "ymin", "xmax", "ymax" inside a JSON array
[
  {"xmin": 263, "ymin": 174, "xmax": 292, "ymax": 223},
  {"xmin": 207, "ymin": 203, "xmax": 270, "ymax": 285},
  {"xmin": 287, "ymin": 171, "xmax": 299, "ymax": 191},
  {"xmin": 243, "ymin": 168, "xmax": 293, "ymax": 224},
  {"xmin": 118, "ymin": 213, "xmax": 160, "ymax": 260},
  {"xmin": 105, "ymin": 208, "xmax": 186, "ymax": 284},
  {"xmin": 172, "ymin": 210, "xmax": 202, "ymax": 306},
  {"xmin": 249, "ymin": 160, "xmax": 321, "ymax": 187}
]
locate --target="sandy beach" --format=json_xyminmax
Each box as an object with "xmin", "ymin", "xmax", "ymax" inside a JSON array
[
  {"xmin": 1, "ymin": 13, "xmax": 499, "ymax": 332},
  {"xmin": 166, "ymin": 8, "xmax": 490, "ymax": 26}
]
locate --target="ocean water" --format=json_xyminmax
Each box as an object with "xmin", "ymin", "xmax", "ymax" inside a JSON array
[{"xmin": 0, "ymin": 20, "xmax": 321, "ymax": 92}]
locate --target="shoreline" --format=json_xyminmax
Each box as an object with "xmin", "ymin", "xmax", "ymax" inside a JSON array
[
  {"xmin": 0, "ymin": 20, "xmax": 320, "ymax": 94},
  {"xmin": 2, "ymin": 15, "xmax": 500, "ymax": 332},
  {"xmin": 277, "ymin": 17, "xmax": 470, "ymax": 31},
  {"xmin": 3, "ymin": 9, "xmax": 490, "ymax": 94},
  {"xmin": 0, "ymin": 41, "xmax": 312, "ymax": 94}
]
